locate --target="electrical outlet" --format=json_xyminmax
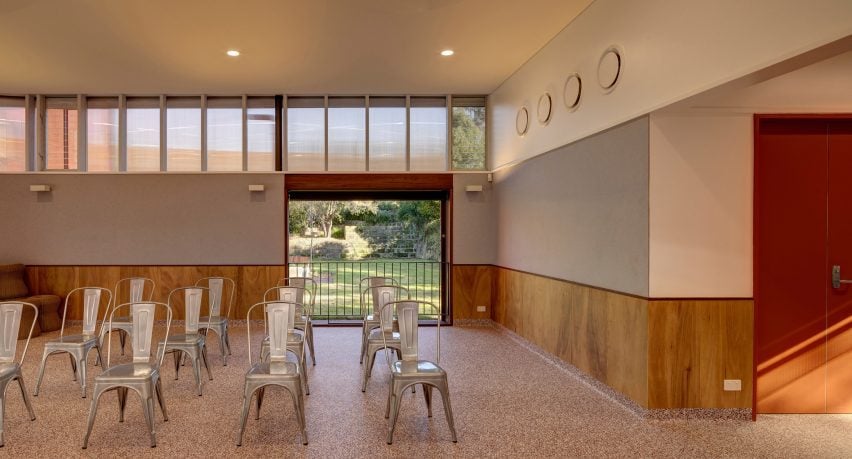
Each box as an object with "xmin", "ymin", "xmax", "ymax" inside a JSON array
[
  {"xmin": 723, "ymin": 379, "xmax": 742, "ymax": 391},
  {"xmin": 476, "ymin": 305, "xmax": 487, "ymax": 312}
]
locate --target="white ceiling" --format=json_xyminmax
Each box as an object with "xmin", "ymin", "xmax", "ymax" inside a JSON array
[{"xmin": 0, "ymin": 0, "xmax": 592, "ymax": 95}]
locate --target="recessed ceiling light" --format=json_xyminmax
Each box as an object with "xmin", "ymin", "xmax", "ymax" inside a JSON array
[
  {"xmin": 226, "ymin": 50, "xmax": 240, "ymax": 57},
  {"xmin": 440, "ymin": 49, "xmax": 454, "ymax": 57}
]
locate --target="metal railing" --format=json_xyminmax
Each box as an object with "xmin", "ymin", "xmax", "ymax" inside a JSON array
[{"xmin": 287, "ymin": 261, "xmax": 449, "ymax": 323}]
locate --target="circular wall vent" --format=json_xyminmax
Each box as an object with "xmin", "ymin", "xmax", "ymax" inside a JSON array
[
  {"xmin": 597, "ymin": 46, "xmax": 622, "ymax": 91},
  {"xmin": 563, "ymin": 73, "xmax": 582, "ymax": 111},
  {"xmin": 515, "ymin": 107, "xmax": 529, "ymax": 136},
  {"xmin": 537, "ymin": 93, "xmax": 552, "ymax": 125}
]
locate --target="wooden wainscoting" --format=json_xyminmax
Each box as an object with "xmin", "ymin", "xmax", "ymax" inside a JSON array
[
  {"xmin": 492, "ymin": 267, "xmax": 650, "ymax": 406},
  {"xmin": 490, "ymin": 266, "xmax": 754, "ymax": 410},
  {"xmin": 648, "ymin": 299, "xmax": 753, "ymax": 409},
  {"xmin": 25, "ymin": 265, "xmax": 286, "ymax": 321},
  {"xmin": 452, "ymin": 265, "xmax": 494, "ymax": 321}
]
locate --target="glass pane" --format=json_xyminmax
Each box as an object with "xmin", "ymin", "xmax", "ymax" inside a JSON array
[
  {"xmin": 328, "ymin": 107, "xmax": 365, "ymax": 171},
  {"xmin": 167, "ymin": 108, "xmax": 201, "ymax": 171},
  {"xmin": 0, "ymin": 107, "xmax": 26, "ymax": 171},
  {"xmin": 207, "ymin": 108, "xmax": 242, "ymax": 171},
  {"xmin": 247, "ymin": 108, "xmax": 275, "ymax": 171},
  {"xmin": 368, "ymin": 106, "xmax": 406, "ymax": 171},
  {"xmin": 87, "ymin": 108, "xmax": 119, "ymax": 171},
  {"xmin": 46, "ymin": 108, "xmax": 78, "ymax": 170},
  {"xmin": 127, "ymin": 108, "xmax": 160, "ymax": 171},
  {"xmin": 287, "ymin": 107, "xmax": 324, "ymax": 171},
  {"xmin": 451, "ymin": 106, "xmax": 486, "ymax": 170},
  {"xmin": 410, "ymin": 106, "xmax": 447, "ymax": 171}
]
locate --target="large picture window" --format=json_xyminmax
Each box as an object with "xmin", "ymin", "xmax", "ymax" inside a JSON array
[
  {"xmin": 0, "ymin": 97, "xmax": 26, "ymax": 171},
  {"xmin": 409, "ymin": 97, "xmax": 447, "ymax": 171},
  {"xmin": 247, "ymin": 97, "xmax": 275, "ymax": 171},
  {"xmin": 207, "ymin": 97, "xmax": 242, "ymax": 171},
  {"xmin": 127, "ymin": 97, "xmax": 161, "ymax": 171},
  {"xmin": 328, "ymin": 97, "xmax": 366, "ymax": 171},
  {"xmin": 451, "ymin": 97, "xmax": 486, "ymax": 170},
  {"xmin": 287, "ymin": 97, "xmax": 325, "ymax": 171},
  {"xmin": 368, "ymin": 97, "xmax": 406, "ymax": 171},
  {"xmin": 45, "ymin": 97, "xmax": 78, "ymax": 170},
  {"xmin": 166, "ymin": 97, "xmax": 201, "ymax": 171},
  {"xmin": 87, "ymin": 97, "xmax": 119, "ymax": 171}
]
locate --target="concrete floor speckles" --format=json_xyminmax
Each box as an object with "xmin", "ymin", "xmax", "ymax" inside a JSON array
[{"xmin": 1, "ymin": 324, "xmax": 851, "ymax": 457}]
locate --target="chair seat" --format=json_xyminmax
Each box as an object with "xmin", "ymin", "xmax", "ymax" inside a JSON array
[
  {"xmin": 0, "ymin": 362, "xmax": 20, "ymax": 380},
  {"xmin": 47, "ymin": 334, "xmax": 98, "ymax": 345},
  {"xmin": 368, "ymin": 329, "xmax": 400, "ymax": 342},
  {"xmin": 199, "ymin": 316, "xmax": 228, "ymax": 326},
  {"xmin": 391, "ymin": 360, "xmax": 446, "ymax": 377},
  {"xmin": 246, "ymin": 361, "xmax": 300, "ymax": 379},
  {"xmin": 95, "ymin": 363, "xmax": 158, "ymax": 380},
  {"xmin": 161, "ymin": 334, "xmax": 205, "ymax": 345}
]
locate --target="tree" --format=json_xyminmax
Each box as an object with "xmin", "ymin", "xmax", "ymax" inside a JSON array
[
  {"xmin": 291, "ymin": 201, "xmax": 378, "ymax": 238},
  {"xmin": 452, "ymin": 106, "xmax": 486, "ymax": 170}
]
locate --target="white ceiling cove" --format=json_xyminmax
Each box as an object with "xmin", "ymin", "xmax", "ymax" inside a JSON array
[{"xmin": 0, "ymin": 0, "xmax": 592, "ymax": 95}]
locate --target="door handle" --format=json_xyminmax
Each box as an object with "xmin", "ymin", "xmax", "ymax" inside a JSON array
[{"xmin": 832, "ymin": 265, "xmax": 852, "ymax": 289}]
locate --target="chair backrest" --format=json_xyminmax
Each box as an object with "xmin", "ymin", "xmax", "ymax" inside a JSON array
[
  {"xmin": 277, "ymin": 277, "xmax": 316, "ymax": 314},
  {"xmin": 367, "ymin": 285, "xmax": 409, "ymax": 333},
  {"xmin": 359, "ymin": 276, "xmax": 399, "ymax": 317},
  {"xmin": 114, "ymin": 277, "xmax": 155, "ymax": 305},
  {"xmin": 264, "ymin": 285, "xmax": 308, "ymax": 321},
  {"xmin": 61, "ymin": 287, "xmax": 112, "ymax": 338},
  {"xmin": 195, "ymin": 276, "xmax": 235, "ymax": 318},
  {"xmin": 0, "ymin": 301, "xmax": 38, "ymax": 365},
  {"xmin": 106, "ymin": 301, "xmax": 172, "ymax": 368},
  {"xmin": 380, "ymin": 300, "xmax": 441, "ymax": 367},
  {"xmin": 167, "ymin": 286, "xmax": 209, "ymax": 334},
  {"xmin": 245, "ymin": 301, "xmax": 297, "ymax": 366}
]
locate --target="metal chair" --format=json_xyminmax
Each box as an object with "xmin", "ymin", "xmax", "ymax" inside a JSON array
[
  {"xmin": 195, "ymin": 276, "xmax": 235, "ymax": 366},
  {"xmin": 277, "ymin": 277, "xmax": 317, "ymax": 365},
  {"xmin": 156, "ymin": 287, "xmax": 213, "ymax": 396},
  {"xmin": 261, "ymin": 286, "xmax": 310, "ymax": 395},
  {"xmin": 82, "ymin": 301, "xmax": 172, "ymax": 449},
  {"xmin": 104, "ymin": 277, "xmax": 155, "ymax": 356},
  {"xmin": 362, "ymin": 285, "xmax": 409, "ymax": 392},
  {"xmin": 359, "ymin": 276, "xmax": 399, "ymax": 364},
  {"xmin": 382, "ymin": 300, "xmax": 457, "ymax": 444},
  {"xmin": 0, "ymin": 301, "xmax": 38, "ymax": 447},
  {"xmin": 237, "ymin": 300, "xmax": 307, "ymax": 446},
  {"xmin": 34, "ymin": 287, "xmax": 112, "ymax": 398}
]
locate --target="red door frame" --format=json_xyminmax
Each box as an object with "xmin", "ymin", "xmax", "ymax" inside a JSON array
[{"xmin": 753, "ymin": 113, "xmax": 852, "ymax": 420}]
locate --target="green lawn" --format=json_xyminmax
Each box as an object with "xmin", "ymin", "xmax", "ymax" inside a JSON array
[{"xmin": 288, "ymin": 259, "xmax": 444, "ymax": 320}]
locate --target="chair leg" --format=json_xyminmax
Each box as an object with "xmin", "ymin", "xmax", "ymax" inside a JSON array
[
  {"xmin": 33, "ymin": 349, "xmax": 50, "ymax": 396},
  {"xmin": 302, "ymin": 352, "xmax": 310, "ymax": 396},
  {"xmin": 173, "ymin": 351, "xmax": 181, "ymax": 380},
  {"xmin": 236, "ymin": 387, "xmax": 253, "ymax": 446},
  {"xmin": 82, "ymin": 385, "xmax": 104, "ymax": 449},
  {"xmin": 141, "ymin": 395, "xmax": 156, "ymax": 448},
  {"xmin": 306, "ymin": 323, "xmax": 316, "ymax": 366},
  {"xmin": 439, "ymin": 380, "xmax": 458, "ymax": 442},
  {"xmin": 224, "ymin": 328, "xmax": 233, "ymax": 356},
  {"xmin": 291, "ymin": 384, "xmax": 308, "ymax": 445},
  {"xmin": 193, "ymin": 354, "xmax": 203, "ymax": 396},
  {"xmin": 217, "ymin": 331, "xmax": 227, "ymax": 366},
  {"xmin": 255, "ymin": 387, "xmax": 265, "ymax": 420},
  {"xmin": 69, "ymin": 353, "xmax": 78, "ymax": 381},
  {"xmin": 359, "ymin": 325, "xmax": 368, "ymax": 364},
  {"xmin": 385, "ymin": 381, "xmax": 394, "ymax": 419},
  {"xmin": 78, "ymin": 353, "xmax": 88, "ymax": 398},
  {"xmin": 0, "ymin": 387, "xmax": 5, "ymax": 447},
  {"xmin": 202, "ymin": 345, "xmax": 213, "ymax": 381},
  {"xmin": 155, "ymin": 378, "xmax": 169, "ymax": 421},
  {"xmin": 16, "ymin": 376, "xmax": 36, "ymax": 421},
  {"xmin": 423, "ymin": 384, "xmax": 433, "ymax": 417},
  {"xmin": 94, "ymin": 344, "xmax": 103, "ymax": 367},
  {"xmin": 118, "ymin": 330, "xmax": 126, "ymax": 356},
  {"xmin": 362, "ymin": 348, "xmax": 374, "ymax": 392},
  {"xmin": 118, "ymin": 387, "xmax": 128, "ymax": 423},
  {"xmin": 387, "ymin": 381, "xmax": 402, "ymax": 445}
]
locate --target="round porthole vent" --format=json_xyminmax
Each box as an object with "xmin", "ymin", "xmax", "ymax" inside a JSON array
[
  {"xmin": 597, "ymin": 46, "xmax": 622, "ymax": 92},
  {"xmin": 516, "ymin": 107, "xmax": 529, "ymax": 136},
  {"xmin": 537, "ymin": 93, "xmax": 552, "ymax": 125},
  {"xmin": 563, "ymin": 73, "xmax": 582, "ymax": 111}
]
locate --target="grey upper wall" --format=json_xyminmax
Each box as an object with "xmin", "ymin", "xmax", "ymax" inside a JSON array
[
  {"xmin": 452, "ymin": 173, "xmax": 496, "ymax": 265},
  {"xmin": 0, "ymin": 174, "xmax": 286, "ymax": 265},
  {"xmin": 494, "ymin": 116, "xmax": 650, "ymax": 297}
]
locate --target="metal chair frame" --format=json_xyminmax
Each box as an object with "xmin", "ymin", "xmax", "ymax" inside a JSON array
[
  {"xmin": 105, "ymin": 277, "xmax": 155, "ymax": 356},
  {"xmin": 359, "ymin": 276, "xmax": 399, "ymax": 364},
  {"xmin": 262, "ymin": 286, "xmax": 310, "ymax": 395},
  {"xmin": 237, "ymin": 300, "xmax": 307, "ymax": 446},
  {"xmin": 277, "ymin": 277, "xmax": 317, "ymax": 365},
  {"xmin": 0, "ymin": 301, "xmax": 38, "ymax": 447},
  {"xmin": 195, "ymin": 276, "xmax": 236, "ymax": 366},
  {"xmin": 361, "ymin": 285, "xmax": 409, "ymax": 392},
  {"xmin": 82, "ymin": 301, "xmax": 172, "ymax": 449},
  {"xmin": 381, "ymin": 300, "xmax": 457, "ymax": 444},
  {"xmin": 34, "ymin": 287, "xmax": 112, "ymax": 398},
  {"xmin": 156, "ymin": 286, "xmax": 213, "ymax": 396}
]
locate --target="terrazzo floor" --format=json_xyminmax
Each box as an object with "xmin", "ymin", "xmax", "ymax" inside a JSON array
[{"xmin": 2, "ymin": 324, "xmax": 851, "ymax": 457}]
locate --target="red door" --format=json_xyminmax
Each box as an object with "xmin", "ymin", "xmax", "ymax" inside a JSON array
[{"xmin": 756, "ymin": 116, "xmax": 852, "ymax": 414}]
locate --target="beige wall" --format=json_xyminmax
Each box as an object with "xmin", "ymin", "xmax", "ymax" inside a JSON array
[
  {"xmin": 494, "ymin": 116, "xmax": 649, "ymax": 297},
  {"xmin": 489, "ymin": 0, "xmax": 852, "ymax": 169},
  {"xmin": 648, "ymin": 113, "xmax": 753, "ymax": 297},
  {"xmin": 0, "ymin": 173, "xmax": 287, "ymax": 265},
  {"xmin": 452, "ymin": 173, "xmax": 496, "ymax": 265}
]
